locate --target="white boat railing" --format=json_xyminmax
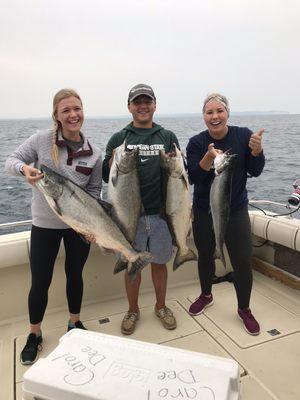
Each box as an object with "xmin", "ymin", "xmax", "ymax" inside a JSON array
[
  {"xmin": 0, "ymin": 220, "xmax": 32, "ymax": 229},
  {"xmin": 249, "ymin": 200, "xmax": 297, "ymax": 209},
  {"xmin": 249, "ymin": 200, "xmax": 300, "ymax": 218},
  {"xmin": 0, "ymin": 202, "xmax": 298, "ymax": 231}
]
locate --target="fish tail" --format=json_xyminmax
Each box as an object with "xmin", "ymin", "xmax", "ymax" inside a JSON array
[
  {"xmin": 173, "ymin": 248, "xmax": 198, "ymax": 271},
  {"xmin": 214, "ymin": 248, "xmax": 227, "ymax": 269},
  {"xmin": 128, "ymin": 252, "xmax": 153, "ymax": 281},
  {"xmin": 113, "ymin": 257, "xmax": 128, "ymax": 274}
]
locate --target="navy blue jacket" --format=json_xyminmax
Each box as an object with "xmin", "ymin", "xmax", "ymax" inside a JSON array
[{"xmin": 186, "ymin": 126, "xmax": 265, "ymax": 211}]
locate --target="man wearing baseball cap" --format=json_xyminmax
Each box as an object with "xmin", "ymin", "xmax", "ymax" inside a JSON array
[
  {"xmin": 102, "ymin": 83, "xmax": 180, "ymax": 335},
  {"xmin": 127, "ymin": 83, "xmax": 156, "ymax": 102}
]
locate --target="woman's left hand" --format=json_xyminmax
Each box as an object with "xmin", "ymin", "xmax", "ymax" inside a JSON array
[{"xmin": 249, "ymin": 128, "xmax": 264, "ymax": 156}]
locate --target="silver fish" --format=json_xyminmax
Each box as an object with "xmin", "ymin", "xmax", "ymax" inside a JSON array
[
  {"xmin": 36, "ymin": 165, "xmax": 152, "ymax": 280},
  {"xmin": 108, "ymin": 142, "xmax": 141, "ymax": 243},
  {"xmin": 210, "ymin": 153, "xmax": 237, "ymax": 268},
  {"xmin": 160, "ymin": 144, "xmax": 197, "ymax": 270},
  {"xmin": 107, "ymin": 142, "xmax": 142, "ymax": 274}
]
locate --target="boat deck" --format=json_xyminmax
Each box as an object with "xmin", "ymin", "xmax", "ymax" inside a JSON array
[{"xmin": 1, "ymin": 270, "xmax": 300, "ymax": 400}]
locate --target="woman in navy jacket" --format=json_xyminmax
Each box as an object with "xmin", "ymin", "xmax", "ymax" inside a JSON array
[{"xmin": 186, "ymin": 93, "xmax": 265, "ymax": 335}]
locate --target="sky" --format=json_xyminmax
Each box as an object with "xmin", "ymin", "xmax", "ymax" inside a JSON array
[{"xmin": 1, "ymin": 0, "xmax": 300, "ymax": 118}]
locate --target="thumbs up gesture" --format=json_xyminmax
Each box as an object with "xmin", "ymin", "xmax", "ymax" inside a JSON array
[{"xmin": 249, "ymin": 128, "xmax": 264, "ymax": 156}]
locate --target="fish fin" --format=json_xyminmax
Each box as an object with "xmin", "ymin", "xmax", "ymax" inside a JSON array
[
  {"xmin": 128, "ymin": 252, "xmax": 153, "ymax": 281},
  {"xmin": 140, "ymin": 204, "xmax": 145, "ymax": 215},
  {"xmin": 190, "ymin": 207, "xmax": 194, "ymax": 223},
  {"xmin": 224, "ymin": 271, "xmax": 234, "ymax": 282},
  {"xmin": 213, "ymin": 248, "xmax": 227, "ymax": 269},
  {"xmin": 169, "ymin": 227, "xmax": 177, "ymax": 247},
  {"xmin": 160, "ymin": 206, "xmax": 177, "ymax": 246},
  {"xmin": 213, "ymin": 272, "xmax": 234, "ymax": 284},
  {"xmin": 53, "ymin": 200, "xmax": 62, "ymax": 216},
  {"xmin": 173, "ymin": 248, "xmax": 198, "ymax": 271},
  {"xmin": 127, "ymin": 268, "xmax": 138, "ymax": 282},
  {"xmin": 111, "ymin": 169, "xmax": 118, "ymax": 186},
  {"xmin": 99, "ymin": 245, "xmax": 114, "ymax": 255},
  {"xmin": 181, "ymin": 172, "xmax": 189, "ymax": 190},
  {"xmin": 98, "ymin": 199, "xmax": 113, "ymax": 214},
  {"xmin": 78, "ymin": 234, "xmax": 90, "ymax": 244},
  {"xmin": 182, "ymin": 153, "xmax": 188, "ymax": 171},
  {"xmin": 113, "ymin": 258, "xmax": 128, "ymax": 274},
  {"xmin": 109, "ymin": 212, "xmax": 134, "ymax": 243},
  {"xmin": 160, "ymin": 168, "xmax": 168, "ymax": 217}
]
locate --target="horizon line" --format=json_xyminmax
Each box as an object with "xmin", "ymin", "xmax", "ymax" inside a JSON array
[{"xmin": 0, "ymin": 110, "xmax": 294, "ymax": 120}]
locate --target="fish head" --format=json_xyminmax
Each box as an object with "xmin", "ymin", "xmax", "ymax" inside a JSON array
[
  {"xmin": 115, "ymin": 142, "xmax": 138, "ymax": 173},
  {"xmin": 36, "ymin": 165, "xmax": 65, "ymax": 200},
  {"xmin": 160, "ymin": 143, "xmax": 183, "ymax": 177},
  {"xmin": 214, "ymin": 153, "xmax": 237, "ymax": 175}
]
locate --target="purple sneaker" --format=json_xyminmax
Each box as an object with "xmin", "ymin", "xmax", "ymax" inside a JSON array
[
  {"xmin": 238, "ymin": 308, "xmax": 260, "ymax": 335},
  {"xmin": 189, "ymin": 294, "xmax": 214, "ymax": 316}
]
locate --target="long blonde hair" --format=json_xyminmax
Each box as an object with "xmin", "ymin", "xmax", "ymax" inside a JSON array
[{"xmin": 51, "ymin": 88, "xmax": 83, "ymax": 166}]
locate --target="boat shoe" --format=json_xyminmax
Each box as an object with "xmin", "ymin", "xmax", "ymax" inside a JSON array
[
  {"xmin": 121, "ymin": 311, "xmax": 140, "ymax": 335},
  {"xmin": 155, "ymin": 306, "xmax": 177, "ymax": 330}
]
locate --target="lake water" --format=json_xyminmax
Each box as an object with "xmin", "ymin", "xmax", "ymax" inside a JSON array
[{"xmin": 1, "ymin": 114, "xmax": 300, "ymax": 233}]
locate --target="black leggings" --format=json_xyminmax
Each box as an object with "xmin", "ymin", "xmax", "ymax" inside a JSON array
[
  {"xmin": 29, "ymin": 225, "xmax": 90, "ymax": 324},
  {"xmin": 192, "ymin": 206, "xmax": 253, "ymax": 309}
]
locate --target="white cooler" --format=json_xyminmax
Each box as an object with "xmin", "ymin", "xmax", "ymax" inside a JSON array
[{"xmin": 23, "ymin": 329, "xmax": 240, "ymax": 400}]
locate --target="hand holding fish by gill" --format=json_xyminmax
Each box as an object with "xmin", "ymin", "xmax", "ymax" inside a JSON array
[
  {"xmin": 207, "ymin": 143, "xmax": 224, "ymax": 159},
  {"xmin": 21, "ymin": 165, "xmax": 44, "ymax": 185},
  {"xmin": 200, "ymin": 143, "xmax": 224, "ymax": 172}
]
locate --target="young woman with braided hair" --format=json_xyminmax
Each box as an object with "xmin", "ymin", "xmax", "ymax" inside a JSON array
[{"xmin": 5, "ymin": 88, "xmax": 102, "ymax": 364}]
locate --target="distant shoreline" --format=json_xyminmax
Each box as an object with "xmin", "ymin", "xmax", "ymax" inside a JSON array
[{"xmin": 0, "ymin": 111, "xmax": 293, "ymax": 120}]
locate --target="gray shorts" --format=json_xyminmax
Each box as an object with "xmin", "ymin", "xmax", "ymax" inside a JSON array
[{"xmin": 134, "ymin": 215, "xmax": 173, "ymax": 264}]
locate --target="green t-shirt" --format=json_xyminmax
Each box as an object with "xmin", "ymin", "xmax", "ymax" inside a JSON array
[{"xmin": 102, "ymin": 122, "xmax": 180, "ymax": 214}]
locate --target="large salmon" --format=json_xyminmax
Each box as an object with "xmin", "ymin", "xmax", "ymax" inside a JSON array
[
  {"xmin": 107, "ymin": 142, "xmax": 142, "ymax": 274},
  {"xmin": 160, "ymin": 144, "xmax": 197, "ymax": 270},
  {"xmin": 108, "ymin": 142, "xmax": 141, "ymax": 243},
  {"xmin": 210, "ymin": 153, "xmax": 237, "ymax": 268},
  {"xmin": 36, "ymin": 165, "xmax": 152, "ymax": 280}
]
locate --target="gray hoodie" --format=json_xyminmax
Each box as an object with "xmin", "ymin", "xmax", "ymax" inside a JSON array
[{"xmin": 5, "ymin": 130, "xmax": 102, "ymax": 229}]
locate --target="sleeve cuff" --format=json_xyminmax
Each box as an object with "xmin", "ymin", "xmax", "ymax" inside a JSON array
[{"xmin": 19, "ymin": 165, "xmax": 25, "ymax": 175}]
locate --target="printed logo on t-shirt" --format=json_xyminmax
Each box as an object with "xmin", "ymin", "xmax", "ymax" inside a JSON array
[
  {"xmin": 127, "ymin": 144, "xmax": 165, "ymax": 156},
  {"xmin": 78, "ymin": 161, "xmax": 88, "ymax": 166}
]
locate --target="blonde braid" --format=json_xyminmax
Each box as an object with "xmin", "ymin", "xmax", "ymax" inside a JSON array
[{"xmin": 51, "ymin": 120, "xmax": 60, "ymax": 167}]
